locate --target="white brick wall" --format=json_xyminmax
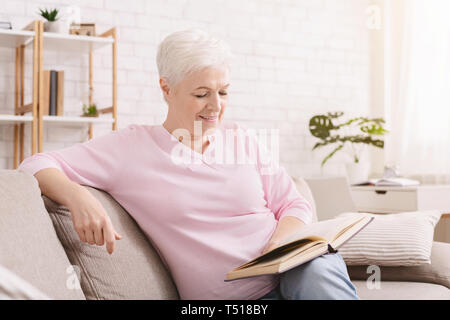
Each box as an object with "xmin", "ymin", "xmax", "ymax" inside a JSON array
[{"xmin": 0, "ymin": 0, "xmax": 370, "ymax": 178}]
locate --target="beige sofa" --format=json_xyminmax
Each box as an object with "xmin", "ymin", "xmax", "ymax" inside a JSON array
[{"xmin": 0, "ymin": 169, "xmax": 449, "ymax": 300}]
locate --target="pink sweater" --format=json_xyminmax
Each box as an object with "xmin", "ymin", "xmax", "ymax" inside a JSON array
[{"xmin": 18, "ymin": 121, "xmax": 312, "ymax": 300}]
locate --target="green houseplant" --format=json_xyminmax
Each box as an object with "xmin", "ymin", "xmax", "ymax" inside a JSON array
[
  {"xmin": 38, "ymin": 8, "xmax": 60, "ymax": 22},
  {"xmin": 82, "ymin": 103, "xmax": 99, "ymax": 117},
  {"xmin": 38, "ymin": 8, "xmax": 69, "ymax": 33},
  {"xmin": 309, "ymin": 112, "xmax": 388, "ymax": 183}
]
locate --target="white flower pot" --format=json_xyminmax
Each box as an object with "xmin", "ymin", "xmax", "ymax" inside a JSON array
[
  {"xmin": 44, "ymin": 20, "xmax": 70, "ymax": 34},
  {"xmin": 345, "ymin": 162, "xmax": 370, "ymax": 185}
]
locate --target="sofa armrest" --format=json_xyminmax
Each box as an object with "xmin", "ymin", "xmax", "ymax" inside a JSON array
[
  {"xmin": 292, "ymin": 177, "xmax": 318, "ymax": 223},
  {"xmin": 347, "ymin": 241, "xmax": 450, "ymax": 289}
]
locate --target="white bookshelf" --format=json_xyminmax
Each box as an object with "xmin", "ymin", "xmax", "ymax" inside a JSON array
[
  {"xmin": 0, "ymin": 20, "xmax": 117, "ymax": 169},
  {"xmin": 0, "ymin": 23, "xmax": 40, "ymax": 168},
  {"xmin": 42, "ymin": 115, "xmax": 115, "ymax": 126},
  {"xmin": 0, "ymin": 29, "xmax": 35, "ymax": 48},
  {"xmin": 0, "ymin": 115, "xmax": 34, "ymax": 125},
  {"xmin": 0, "ymin": 28, "xmax": 113, "ymax": 52},
  {"xmin": 41, "ymin": 31, "xmax": 114, "ymax": 53},
  {"xmin": 38, "ymin": 25, "xmax": 118, "ymax": 152}
]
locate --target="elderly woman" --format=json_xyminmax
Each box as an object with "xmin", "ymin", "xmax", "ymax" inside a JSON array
[{"xmin": 18, "ymin": 30, "xmax": 358, "ymax": 300}]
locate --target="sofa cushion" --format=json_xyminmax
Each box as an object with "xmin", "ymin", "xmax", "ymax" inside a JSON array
[
  {"xmin": 337, "ymin": 210, "xmax": 442, "ymax": 266},
  {"xmin": 43, "ymin": 185, "xmax": 179, "ymax": 300},
  {"xmin": 347, "ymin": 241, "xmax": 450, "ymax": 289},
  {"xmin": 292, "ymin": 177, "xmax": 318, "ymax": 223},
  {"xmin": 0, "ymin": 263, "xmax": 50, "ymax": 300},
  {"xmin": 0, "ymin": 169, "xmax": 85, "ymax": 299},
  {"xmin": 352, "ymin": 280, "xmax": 450, "ymax": 300}
]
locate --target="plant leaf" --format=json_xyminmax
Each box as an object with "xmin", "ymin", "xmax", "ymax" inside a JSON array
[
  {"xmin": 321, "ymin": 144, "xmax": 344, "ymax": 167},
  {"xmin": 309, "ymin": 115, "xmax": 338, "ymax": 139}
]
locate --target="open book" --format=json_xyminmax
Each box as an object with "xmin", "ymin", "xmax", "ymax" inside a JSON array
[
  {"xmin": 225, "ymin": 215, "xmax": 374, "ymax": 281},
  {"xmin": 353, "ymin": 177, "xmax": 420, "ymax": 187}
]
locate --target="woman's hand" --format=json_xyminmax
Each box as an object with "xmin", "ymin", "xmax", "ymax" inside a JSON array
[
  {"xmin": 262, "ymin": 216, "xmax": 306, "ymax": 255},
  {"xmin": 66, "ymin": 184, "xmax": 122, "ymax": 254}
]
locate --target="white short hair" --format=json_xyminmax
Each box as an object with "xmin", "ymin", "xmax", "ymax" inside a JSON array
[{"xmin": 156, "ymin": 29, "xmax": 233, "ymax": 87}]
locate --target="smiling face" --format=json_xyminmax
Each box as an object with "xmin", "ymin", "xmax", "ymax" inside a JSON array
[{"xmin": 160, "ymin": 65, "xmax": 230, "ymax": 139}]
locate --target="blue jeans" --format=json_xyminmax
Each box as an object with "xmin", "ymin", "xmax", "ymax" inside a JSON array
[{"xmin": 258, "ymin": 253, "xmax": 359, "ymax": 300}]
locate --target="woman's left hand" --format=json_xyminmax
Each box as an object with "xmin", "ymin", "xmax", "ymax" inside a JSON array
[{"xmin": 261, "ymin": 216, "xmax": 306, "ymax": 255}]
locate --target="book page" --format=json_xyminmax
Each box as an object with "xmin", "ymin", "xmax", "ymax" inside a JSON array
[
  {"xmin": 331, "ymin": 216, "xmax": 374, "ymax": 249},
  {"xmin": 280, "ymin": 215, "xmax": 366, "ymax": 246},
  {"xmin": 226, "ymin": 215, "xmax": 374, "ymax": 281},
  {"xmin": 278, "ymin": 243, "xmax": 328, "ymax": 273},
  {"xmin": 226, "ymin": 242, "xmax": 328, "ymax": 281},
  {"xmin": 235, "ymin": 238, "xmax": 316, "ymax": 270}
]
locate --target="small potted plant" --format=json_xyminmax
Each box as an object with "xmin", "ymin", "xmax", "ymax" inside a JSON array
[
  {"xmin": 38, "ymin": 8, "xmax": 69, "ymax": 33},
  {"xmin": 309, "ymin": 112, "xmax": 388, "ymax": 184},
  {"xmin": 81, "ymin": 103, "xmax": 99, "ymax": 117}
]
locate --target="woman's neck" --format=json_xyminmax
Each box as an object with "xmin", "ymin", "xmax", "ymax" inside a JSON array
[{"xmin": 162, "ymin": 121, "xmax": 210, "ymax": 154}]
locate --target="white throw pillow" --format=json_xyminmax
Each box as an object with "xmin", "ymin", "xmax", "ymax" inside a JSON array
[{"xmin": 337, "ymin": 210, "xmax": 442, "ymax": 266}]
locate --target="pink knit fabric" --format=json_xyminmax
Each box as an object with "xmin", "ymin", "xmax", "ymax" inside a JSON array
[{"xmin": 19, "ymin": 121, "xmax": 312, "ymax": 299}]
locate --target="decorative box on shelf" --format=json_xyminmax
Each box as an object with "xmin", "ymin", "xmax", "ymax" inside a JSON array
[{"xmin": 350, "ymin": 184, "xmax": 450, "ymax": 242}]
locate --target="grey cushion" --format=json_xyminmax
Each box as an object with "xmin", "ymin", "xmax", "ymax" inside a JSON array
[
  {"xmin": 0, "ymin": 170, "xmax": 85, "ymax": 300},
  {"xmin": 353, "ymin": 280, "xmax": 450, "ymax": 300},
  {"xmin": 43, "ymin": 185, "xmax": 179, "ymax": 300},
  {"xmin": 347, "ymin": 241, "xmax": 450, "ymax": 289}
]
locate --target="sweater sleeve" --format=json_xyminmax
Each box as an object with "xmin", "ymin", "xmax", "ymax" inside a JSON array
[
  {"xmin": 244, "ymin": 126, "xmax": 313, "ymax": 225},
  {"xmin": 18, "ymin": 125, "xmax": 135, "ymax": 193}
]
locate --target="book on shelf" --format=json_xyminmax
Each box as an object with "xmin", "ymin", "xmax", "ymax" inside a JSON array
[
  {"xmin": 56, "ymin": 70, "xmax": 64, "ymax": 116},
  {"xmin": 42, "ymin": 70, "xmax": 50, "ymax": 116},
  {"xmin": 49, "ymin": 70, "xmax": 57, "ymax": 116},
  {"xmin": 0, "ymin": 22, "xmax": 12, "ymax": 29},
  {"xmin": 225, "ymin": 214, "xmax": 374, "ymax": 282},
  {"xmin": 352, "ymin": 177, "xmax": 420, "ymax": 187},
  {"xmin": 42, "ymin": 70, "xmax": 64, "ymax": 116}
]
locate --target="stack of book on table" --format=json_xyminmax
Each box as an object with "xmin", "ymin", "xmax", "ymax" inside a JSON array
[{"xmin": 352, "ymin": 177, "xmax": 420, "ymax": 187}]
